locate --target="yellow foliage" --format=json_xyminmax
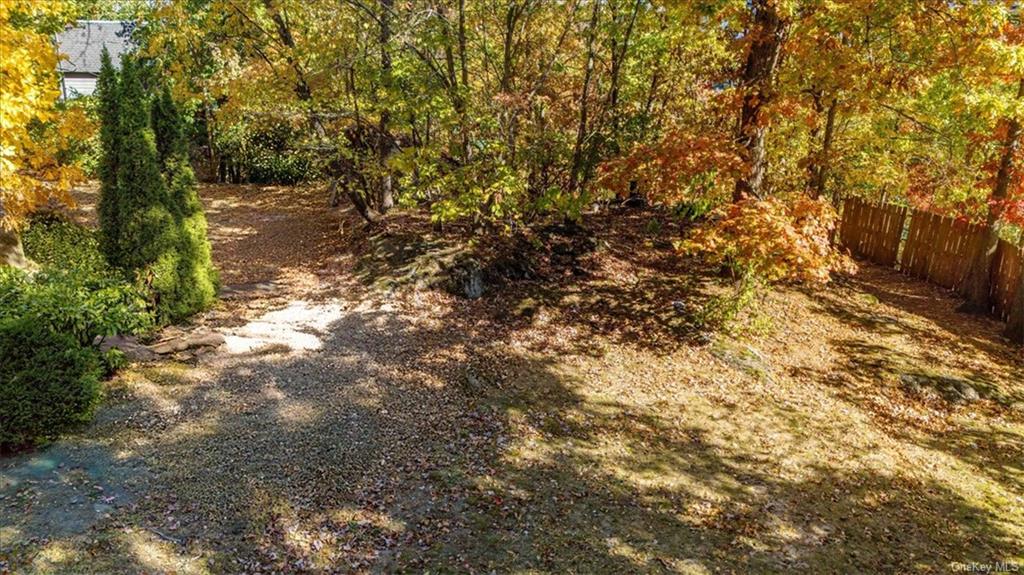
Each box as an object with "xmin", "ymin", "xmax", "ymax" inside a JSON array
[{"xmin": 0, "ymin": 0, "xmax": 84, "ymax": 231}]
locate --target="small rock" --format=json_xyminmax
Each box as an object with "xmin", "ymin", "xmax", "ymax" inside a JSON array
[
  {"xmin": 464, "ymin": 371, "xmax": 485, "ymax": 392},
  {"xmin": 184, "ymin": 332, "xmax": 226, "ymax": 349},
  {"xmin": 151, "ymin": 331, "xmax": 225, "ymax": 355},
  {"xmin": 693, "ymin": 332, "xmax": 714, "ymax": 346},
  {"xmin": 956, "ymin": 383, "xmax": 980, "ymax": 402},
  {"xmin": 150, "ymin": 339, "xmax": 188, "ymax": 355},
  {"xmin": 710, "ymin": 339, "xmax": 772, "ymax": 382}
]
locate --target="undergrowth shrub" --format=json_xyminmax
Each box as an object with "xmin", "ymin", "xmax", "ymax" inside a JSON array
[
  {"xmin": 22, "ymin": 213, "xmax": 113, "ymax": 275},
  {"xmin": 0, "ymin": 317, "xmax": 102, "ymax": 450},
  {"xmin": 683, "ymin": 197, "xmax": 856, "ymax": 330},
  {"xmin": 214, "ymin": 118, "xmax": 319, "ymax": 184},
  {"xmin": 14, "ymin": 215, "xmax": 152, "ymax": 344},
  {"xmin": 1, "ymin": 216, "xmax": 150, "ymax": 451},
  {"xmin": 674, "ymin": 198, "xmax": 714, "ymax": 222},
  {"xmin": 684, "ymin": 196, "xmax": 853, "ymax": 284},
  {"xmin": 0, "ymin": 267, "xmax": 151, "ymax": 346}
]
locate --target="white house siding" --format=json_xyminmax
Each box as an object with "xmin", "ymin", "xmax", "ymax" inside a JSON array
[{"xmin": 61, "ymin": 74, "xmax": 98, "ymax": 98}]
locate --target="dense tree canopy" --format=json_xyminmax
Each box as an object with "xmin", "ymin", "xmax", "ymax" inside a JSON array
[{"xmin": 137, "ymin": 0, "xmax": 1021, "ymax": 229}]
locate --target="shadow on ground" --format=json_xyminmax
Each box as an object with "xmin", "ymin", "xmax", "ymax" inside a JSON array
[{"xmin": 2, "ymin": 295, "xmax": 1020, "ymax": 573}]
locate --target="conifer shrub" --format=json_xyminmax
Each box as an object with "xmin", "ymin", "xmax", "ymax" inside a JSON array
[
  {"xmin": 0, "ymin": 315, "xmax": 102, "ymax": 450},
  {"xmin": 152, "ymin": 86, "xmax": 219, "ymax": 320},
  {"xmin": 96, "ymin": 52, "xmax": 218, "ymax": 324},
  {"xmin": 97, "ymin": 49, "xmax": 123, "ymax": 261},
  {"xmin": 0, "ymin": 215, "xmax": 149, "ymax": 451}
]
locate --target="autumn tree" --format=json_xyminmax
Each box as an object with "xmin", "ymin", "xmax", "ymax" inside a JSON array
[
  {"xmin": 962, "ymin": 75, "xmax": 1023, "ymax": 314},
  {"xmin": 0, "ymin": 0, "xmax": 84, "ymax": 268},
  {"xmin": 134, "ymin": 0, "xmax": 1023, "ymax": 341},
  {"xmin": 733, "ymin": 0, "xmax": 791, "ymax": 201}
]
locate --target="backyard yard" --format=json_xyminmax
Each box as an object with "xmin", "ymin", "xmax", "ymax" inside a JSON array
[
  {"xmin": 4, "ymin": 1, "xmax": 1024, "ymax": 573},
  {"xmin": 2, "ymin": 183, "xmax": 1022, "ymax": 574}
]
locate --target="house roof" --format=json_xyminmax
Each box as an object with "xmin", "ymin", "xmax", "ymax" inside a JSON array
[{"xmin": 55, "ymin": 20, "xmax": 134, "ymax": 75}]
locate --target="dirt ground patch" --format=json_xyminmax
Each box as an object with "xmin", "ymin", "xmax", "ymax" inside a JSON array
[{"xmin": 2, "ymin": 184, "xmax": 1022, "ymax": 573}]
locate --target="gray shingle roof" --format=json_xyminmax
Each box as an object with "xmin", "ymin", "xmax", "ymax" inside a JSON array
[{"xmin": 56, "ymin": 20, "xmax": 134, "ymax": 75}]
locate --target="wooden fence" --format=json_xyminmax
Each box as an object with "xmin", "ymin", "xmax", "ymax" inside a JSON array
[
  {"xmin": 838, "ymin": 199, "xmax": 907, "ymax": 267},
  {"xmin": 839, "ymin": 197, "xmax": 1023, "ymax": 322},
  {"xmin": 990, "ymin": 238, "xmax": 1023, "ymax": 321}
]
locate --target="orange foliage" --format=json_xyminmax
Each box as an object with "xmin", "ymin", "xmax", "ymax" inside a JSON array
[
  {"xmin": 683, "ymin": 196, "xmax": 855, "ymax": 284},
  {"xmin": 597, "ymin": 131, "xmax": 742, "ymax": 203}
]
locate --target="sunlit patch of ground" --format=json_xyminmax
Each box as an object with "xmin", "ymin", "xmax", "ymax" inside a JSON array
[
  {"xmin": 221, "ymin": 299, "xmax": 349, "ymax": 354},
  {"xmin": 3, "ymin": 184, "xmax": 1021, "ymax": 573}
]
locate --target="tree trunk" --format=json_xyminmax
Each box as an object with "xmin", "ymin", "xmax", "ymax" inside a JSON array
[
  {"xmin": 569, "ymin": 0, "xmax": 601, "ymax": 197},
  {"xmin": 457, "ymin": 0, "xmax": 470, "ymax": 163},
  {"xmin": 1005, "ymin": 278, "xmax": 1024, "ymax": 344},
  {"xmin": 605, "ymin": 0, "xmax": 641, "ymax": 140},
  {"xmin": 960, "ymin": 78, "xmax": 1023, "ymax": 313},
  {"xmin": 808, "ymin": 96, "xmax": 838, "ymax": 199},
  {"xmin": 733, "ymin": 0, "xmax": 789, "ymax": 201},
  {"xmin": 377, "ymin": 0, "xmax": 395, "ymax": 213},
  {"xmin": 0, "ymin": 227, "xmax": 33, "ymax": 270},
  {"xmin": 500, "ymin": 2, "xmax": 522, "ymax": 166}
]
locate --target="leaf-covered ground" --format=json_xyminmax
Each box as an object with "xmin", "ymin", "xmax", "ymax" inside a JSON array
[{"xmin": 2, "ymin": 184, "xmax": 1022, "ymax": 574}]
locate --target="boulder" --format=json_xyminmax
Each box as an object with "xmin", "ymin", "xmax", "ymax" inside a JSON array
[
  {"xmin": 900, "ymin": 372, "xmax": 984, "ymax": 403},
  {"xmin": 96, "ymin": 335, "xmax": 159, "ymax": 362},
  {"xmin": 150, "ymin": 330, "xmax": 226, "ymax": 355},
  {"xmin": 448, "ymin": 258, "xmax": 484, "ymax": 299}
]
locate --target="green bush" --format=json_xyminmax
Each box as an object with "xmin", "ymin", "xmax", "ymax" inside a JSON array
[
  {"xmin": 674, "ymin": 198, "xmax": 714, "ymax": 223},
  {"xmin": 214, "ymin": 118, "xmax": 319, "ymax": 185},
  {"xmin": 12, "ymin": 215, "xmax": 153, "ymax": 345},
  {"xmin": 0, "ymin": 267, "xmax": 151, "ymax": 346},
  {"xmin": 0, "ymin": 215, "xmax": 151, "ymax": 451},
  {"xmin": 0, "ymin": 216, "xmax": 150, "ymax": 451},
  {"xmin": 101, "ymin": 348, "xmax": 129, "ymax": 376},
  {"xmin": 0, "ymin": 317, "xmax": 102, "ymax": 450},
  {"xmin": 22, "ymin": 213, "xmax": 113, "ymax": 275},
  {"xmin": 247, "ymin": 151, "xmax": 315, "ymax": 185},
  {"xmin": 152, "ymin": 87, "xmax": 219, "ymax": 321}
]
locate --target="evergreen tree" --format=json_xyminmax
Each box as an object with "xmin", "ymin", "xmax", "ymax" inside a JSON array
[
  {"xmin": 152, "ymin": 86, "xmax": 219, "ymax": 319},
  {"xmin": 96, "ymin": 48, "xmax": 122, "ymax": 263},
  {"xmin": 151, "ymin": 85, "xmax": 185, "ymax": 169},
  {"xmin": 108, "ymin": 57, "xmax": 178, "ymax": 273},
  {"xmin": 96, "ymin": 56, "xmax": 218, "ymax": 324}
]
